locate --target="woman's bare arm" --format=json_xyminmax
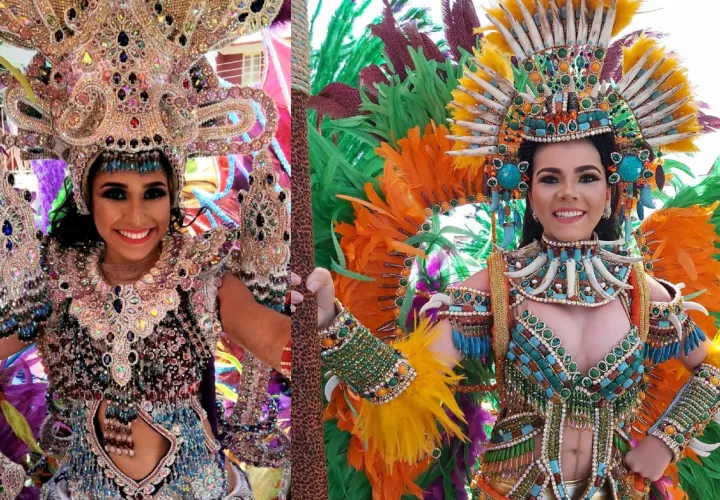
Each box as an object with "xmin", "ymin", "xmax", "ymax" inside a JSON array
[
  {"xmin": 217, "ymin": 273, "xmax": 290, "ymax": 371},
  {"xmin": 0, "ymin": 334, "xmax": 32, "ymax": 361}
]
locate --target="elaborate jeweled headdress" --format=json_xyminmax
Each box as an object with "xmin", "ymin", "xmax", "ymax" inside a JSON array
[
  {"xmin": 0, "ymin": 0, "xmax": 282, "ymax": 214},
  {"xmin": 448, "ymin": 0, "xmax": 700, "ymax": 246}
]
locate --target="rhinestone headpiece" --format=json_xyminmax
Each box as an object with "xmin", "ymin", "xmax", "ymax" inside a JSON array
[{"xmin": 0, "ymin": 0, "xmax": 282, "ymax": 214}]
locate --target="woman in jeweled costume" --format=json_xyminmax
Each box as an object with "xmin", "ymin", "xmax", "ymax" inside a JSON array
[{"xmin": 0, "ymin": 1, "xmax": 290, "ymax": 498}]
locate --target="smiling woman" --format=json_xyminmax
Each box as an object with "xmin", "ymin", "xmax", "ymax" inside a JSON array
[{"xmin": 0, "ymin": 0, "xmax": 290, "ymax": 498}]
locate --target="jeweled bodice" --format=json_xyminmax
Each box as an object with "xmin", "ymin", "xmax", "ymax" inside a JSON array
[
  {"xmin": 35, "ymin": 227, "xmax": 237, "ymax": 498},
  {"xmin": 505, "ymin": 310, "xmax": 645, "ymax": 424},
  {"xmin": 482, "ymin": 310, "xmax": 646, "ymax": 500}
]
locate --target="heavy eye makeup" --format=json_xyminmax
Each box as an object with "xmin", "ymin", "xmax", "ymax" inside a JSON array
[
  {"xmin": 535, "ymin": 166, "xmax": 603, "ymax": 185},
  {"xmin": 99, "ymin": 184, "xmax": 168, "ymax": 201}
]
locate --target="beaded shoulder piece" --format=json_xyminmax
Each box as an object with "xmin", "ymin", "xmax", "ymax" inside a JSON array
[
  {"xmin": 503, "ymin": 234, "xmax": 642, "ymax": 307},
  {"xmin": 0, "ymin": 152, "xmax": 51, "ymax": 343},
  {"xmin": 436, "ymin": 286, "xmax": 493, "ymax": 360},
  {"xmin": 43, "ymin": 227, "xmax": 236, "ymax": 388},
  {"xmin": 227, "ymin": 149, "xmax": 290, "ymax": 311},
  {"xmin": 645, "ymin": 279, "xmax": 709, "ymax": 364}
]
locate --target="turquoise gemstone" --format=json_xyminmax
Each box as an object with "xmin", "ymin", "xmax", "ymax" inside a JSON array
[
  {"xmin": 497, "ymin": 163, "xmax": 522, "ymax": 190},
  {"xmin": 618, "ymin": 155, "xmax": 644, "ymax": 182}
]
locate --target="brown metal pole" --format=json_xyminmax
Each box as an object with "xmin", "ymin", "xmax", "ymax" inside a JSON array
[{"xmin": 290, "ymin": 0, "xmax": 328, "ymax": 498}]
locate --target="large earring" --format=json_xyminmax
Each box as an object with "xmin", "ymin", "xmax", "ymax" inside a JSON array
[{"xmin": 603, "ymin": 201, "xmax": 611, "ymax": 219}]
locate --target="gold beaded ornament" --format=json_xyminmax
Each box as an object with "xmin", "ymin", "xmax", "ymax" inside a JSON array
[
  {"xmin": 0, "ymin": 0, "xmax": 282, "ymax": 214},
  {"xmin": 447, "ymin": 0, "xmax": 702, "ymax": 247}
]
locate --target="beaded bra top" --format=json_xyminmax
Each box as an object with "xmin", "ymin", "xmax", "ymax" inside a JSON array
[{"xmin": 483, "ymin": 309, "xmax": 646, "ymax": 500}]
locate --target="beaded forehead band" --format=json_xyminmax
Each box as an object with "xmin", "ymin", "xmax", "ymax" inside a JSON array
[
  {"xmin": 0, "ymin": 0, "xmax": 282, "ymax": 214},
  {"xmin": 448, "ymin": 0, "xmax": 701, "ymax": 246}
]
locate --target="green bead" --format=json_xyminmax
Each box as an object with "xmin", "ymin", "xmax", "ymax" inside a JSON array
[
  {"xmin": 606, "ymin": 353, "xmax": 616, "ymax": 364},
  {"xmin": 543, "ymin": 330, "xmax": 553, "ymax": 339},
  {"xmin": 560, "ymin": 388, "xmax": 571, "ymax": 399},
  {"xmin": 588, "ymin": 74, "xmax": 598, "ymax": 85},
  {"xmin": 514, "ymin": 95, "xmax": 525, "ymax": 106},
  {"xmin": 558, "ymin": 48, "xmax": 568, "ymax": 58},
  {"xmin": 561, "ymin": 75, "xmax": 571, "ymax": 86},
  {"xmin": 594, "ymin": 49, "xmax": 605, "ymax": 59},
  {"xmin": 388, "ymin": 378, "xmax": 399, "ymax": 387},
  {"xmin": 524, "ymin": 60, "xmax": 535, "ymax": 72},
  {"xmin": 675, "ymin": 435, "xmax": 685, "ymax": 444},
  {"xmin": 589, "ymin": 367, "xmax": 600, "ymax": 378}
]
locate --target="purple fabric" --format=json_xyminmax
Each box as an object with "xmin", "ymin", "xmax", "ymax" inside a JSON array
[
  {"xmin": 31, "ymin": 159, "xmax": 66, "ymax": 232},
  {"xmin": 199, "ymin": 358, "xmax": 219, "ymax": 439}
]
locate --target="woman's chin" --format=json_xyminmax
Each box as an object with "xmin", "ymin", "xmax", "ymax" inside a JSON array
[{"xmin": 544, "ymin": 224, "xmax": 595, "ymax": 243}]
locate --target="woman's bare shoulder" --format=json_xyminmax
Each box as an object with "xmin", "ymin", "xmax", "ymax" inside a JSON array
[{"xmin": 460, "ymin": 267, "xmax": 491, "ymax": 292}]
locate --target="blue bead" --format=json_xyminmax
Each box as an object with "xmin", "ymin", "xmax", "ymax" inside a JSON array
[
  {"xmin": 618, "ymin": 155, "xmax": 644, "ymax": 182},
  {"xmin": 497, "ymin": 163, "xmax": 522, "ymax": 190}
]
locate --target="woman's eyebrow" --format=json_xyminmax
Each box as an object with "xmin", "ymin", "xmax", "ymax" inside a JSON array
[
  {"xmin": 143, "ymin": 181, "xmax": 167, "ymax": 188},
  {"xmin": 99, "ymin": 182, "xmax": 126, "ymax": 189},
  {"xmin": 535, "ymin": 165, "xmax": 602, "ymax": 176}
]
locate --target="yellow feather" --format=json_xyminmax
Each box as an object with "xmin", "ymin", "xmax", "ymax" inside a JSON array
[
  {"xmin": 1, "ymin": 399, "xmax": 44, "ymax": 455},
  {"xmin": 355, "ymin": 319, "xmax": 466, "ymax": 470},
  {"xmin": 622, "ymin": 35, "xmax": 701, "ymax": 153},
  {"xmin": 484, "ymin": 0, "xmax": 643, "ymax": 54},
  {"xmin": 705, "ymin": 333, "xmax": 720, "ymax": 368},
  {"xmin": 449, "ymin": 41, "xmax": 512, "ymax": 171},
  {"xmin": 0, "ymin": 55, "xmax": 36, "ymax": 104}
]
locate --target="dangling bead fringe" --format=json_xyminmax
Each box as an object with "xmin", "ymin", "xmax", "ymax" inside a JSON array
[{"xmin": 452, "ymin": 328, "xmax": 491, "ymax": 359}]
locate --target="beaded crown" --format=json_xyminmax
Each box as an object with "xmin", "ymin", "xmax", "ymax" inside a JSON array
[
  {"xmin": 0, "ymin": 0, "xmax": 282, "ymax": 214},
  {"xmin": 448, "ymin": 0, "xmax": 701, "ymax": 246}
]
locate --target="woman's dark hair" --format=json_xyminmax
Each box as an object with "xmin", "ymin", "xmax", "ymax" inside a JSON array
[
  {"xmin": 49, "ymin": 150, "xmax": 199, "ymax": 249},
  {"xmin": 518, "ymin": 131, "xmax": 621, "ymax": 246}
]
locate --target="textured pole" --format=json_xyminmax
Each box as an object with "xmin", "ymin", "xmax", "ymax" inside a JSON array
[{"xmin": 290, "ymin": 0, "xmax": 328, "ymax": 498}]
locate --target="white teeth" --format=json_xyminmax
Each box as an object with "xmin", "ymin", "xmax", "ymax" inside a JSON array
[
  {"xmin": 554, "ymin": 211, "xmax": 585, "ymax": 218},
  {"xmin": 118, "ymin": 229, "xmax": 151, "ymax": 240}
]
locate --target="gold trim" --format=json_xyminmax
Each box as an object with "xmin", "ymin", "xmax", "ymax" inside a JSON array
[
  {"xmin": 633, "ymin": 262, "xmax": 650, "ymax": 342},
  {"xmin": 488, "ymin": 250, "xmax": 509, "ymax": 389}
]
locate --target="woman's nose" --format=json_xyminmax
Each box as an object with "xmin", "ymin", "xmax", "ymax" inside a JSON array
[{"xmin": 558, "ymin": 181, "xmax": 579, "ymax": 200}]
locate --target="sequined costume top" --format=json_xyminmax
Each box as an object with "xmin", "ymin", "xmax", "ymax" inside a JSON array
[
  {"xmin": 35, "ymin": 227, "xmax": 241, "ymax": 499},
  {"xmin": 439, "ymin": 240, "xmax": 708, "ymax": 500}
]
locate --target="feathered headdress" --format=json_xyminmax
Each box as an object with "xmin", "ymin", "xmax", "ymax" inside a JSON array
[{"xmin": 448, "ymin": 0, "xmax": 700, "ymax": 246}]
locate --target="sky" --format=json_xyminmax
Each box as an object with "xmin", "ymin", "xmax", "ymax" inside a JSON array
[{"xmin": 308, "ymin": 0, "xmax": 720, "ymax": 177}]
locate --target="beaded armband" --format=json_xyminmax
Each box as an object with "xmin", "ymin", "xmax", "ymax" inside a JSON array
[
  {"xmin": 320, "ymin": 300, "xmax": 416, "ymax": 404},
  {"xmin": 649, "ymin": 363, "xmax": 720, "ymax": 462},
  {"xmin": 436, "ymin": 287, "xmax": 492, "ymax": 360},
  {"xmin": 646, "ymin": 279, "xmax": 707, "ymax": 364}
]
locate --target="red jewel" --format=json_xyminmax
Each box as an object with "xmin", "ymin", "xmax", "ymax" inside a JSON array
[{"xmin": 130, "ymin": 117, "xmax": 140, "ymax": 128}]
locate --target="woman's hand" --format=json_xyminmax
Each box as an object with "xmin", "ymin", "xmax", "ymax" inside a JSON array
[
  {"xmin": 624, "ymin": 435, "xmax": 673, "ymax": 482},
  {"xmin": 290, "ymin": 268, "xmax": 337, "ymax": 329}
]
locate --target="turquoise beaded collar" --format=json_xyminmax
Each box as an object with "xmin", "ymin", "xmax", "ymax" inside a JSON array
[{"xmin": 503, "ymin": 233, "xmax": 643, "ymax": 307}]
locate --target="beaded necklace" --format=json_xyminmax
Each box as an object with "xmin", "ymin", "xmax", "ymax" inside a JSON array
[{"xmin": 503, "ymin": 233, "xmax": 643, "ymax": 307}]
